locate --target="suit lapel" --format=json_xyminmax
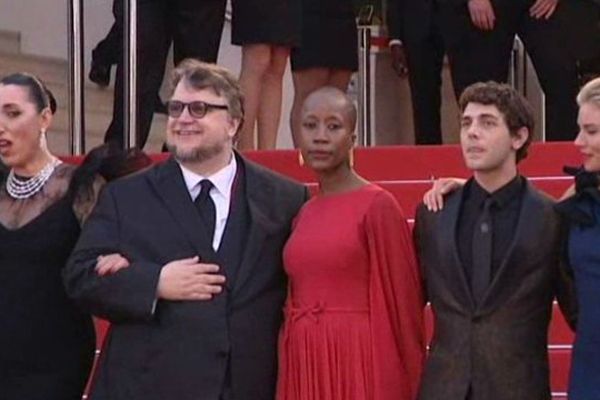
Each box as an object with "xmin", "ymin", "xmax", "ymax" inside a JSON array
[
  {"xmin": 478, "ymin": 181, "xmax": 541, "ymax": 314},
  {"xmin": 232, "ymin": 156, "xmax": 280, "ymax": 295},
  {"xmin": 149, "ymin": 158, "xmax": 217, "ymax": 262},
  {"xmin": 439, "ymin": 189, "xmax": 476, "ymax": 311}
]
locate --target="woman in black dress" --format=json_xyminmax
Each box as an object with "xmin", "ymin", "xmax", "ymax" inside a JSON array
[
  {"xmin": 0, "ymin": 72, "xmax": 148, "ymax": 399},
  {"xmin": 232, "ymin": 0, "xmax": 301, "ymax": 150},
  {"xmin": 289, "ymin": 0, "xmax": 358, "ymax": 146}
]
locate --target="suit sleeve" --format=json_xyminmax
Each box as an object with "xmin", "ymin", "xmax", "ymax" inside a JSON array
[
  {"xmin": 554, "ymin": 217, "xmax": 578, "ymax": 331},
  {"xmin": 366, "ymin": 191, "xmax": 425, "ymax": 400},
  {"xmin": 386, "ymin": 0, "xmax": 404, "ymax": 40},
  {"xmin": 413, "ymin": 204, "xmax": 430, "ymax": 303},
  {"xmin": 63, "ymin": 183, "xmax": 162, "ymax": 323}
]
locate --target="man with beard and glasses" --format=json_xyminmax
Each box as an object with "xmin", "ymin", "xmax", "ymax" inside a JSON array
[{"xmin": 63, "ymin": 59, "xmax": 308, "ymax": 400}]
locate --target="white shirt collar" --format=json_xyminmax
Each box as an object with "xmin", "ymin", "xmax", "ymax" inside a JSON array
[{"xmin": 179, "ymin": 154, "xmax": 237, "ymax": 200}]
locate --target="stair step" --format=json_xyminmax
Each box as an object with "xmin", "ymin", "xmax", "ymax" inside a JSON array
[
  {"xmin": 0, "ymin": 30, "xmax": 21, "ymax": 55},
  {"xmin": 0, "ymin": 51, "xmax": 67, "ymax": 85},
  {"xmin": 47, "ymin": 112, "xmax": 167, "ymax": 155},
  {"xmin": 45, "ymin": 81, "xmax": 115, "ymax": 114}
]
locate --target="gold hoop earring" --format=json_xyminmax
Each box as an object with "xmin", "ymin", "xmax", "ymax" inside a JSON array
[{"xmin": 298, "ymin": 150, "xmax": 305, "ymax": 166}]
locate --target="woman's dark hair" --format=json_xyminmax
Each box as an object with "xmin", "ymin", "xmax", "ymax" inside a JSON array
[{"xmin": 0, "ymin": 72, "xmax": 57, "ymax": 114}]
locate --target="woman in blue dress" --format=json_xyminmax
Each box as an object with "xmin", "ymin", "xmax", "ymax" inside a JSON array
[{"xmin": 556, "ymin": 76, "xmax": 600, "ymax": 400}]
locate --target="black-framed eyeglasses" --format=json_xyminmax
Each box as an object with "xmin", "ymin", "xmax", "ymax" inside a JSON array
[{"xmin": 166, "ymin": 100, "xmax": 229, "ymax": 119}]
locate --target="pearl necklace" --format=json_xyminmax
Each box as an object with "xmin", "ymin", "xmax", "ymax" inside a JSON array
[{"xmin": 6, "ymin": 158, "xmax": 62, "ymax": 199}]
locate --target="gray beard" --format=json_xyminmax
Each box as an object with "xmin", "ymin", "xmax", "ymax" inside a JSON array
[{"xmin": 165, "ymin": 141, "xmax": 225, "ymax": 164}]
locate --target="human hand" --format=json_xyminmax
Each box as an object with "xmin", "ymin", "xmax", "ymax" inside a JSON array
[
  {"xmin": 157, "ymin": 256, "xmax": 226, "ymax": 301},
  {"xmin": 95, "ymin": 253, "xmax": 130, "ymax": 276},
  {"xmin": 468, "ymin": 0, "xmax": 496, "ymax": 30},
  {"xmin": 529, "ymin": 0, "xmax": 558, "ymax": 19},
  {"xmin": 422, "ymin": 178, "xmax": 467, "ymax": 212},
  {"xmin": 390, "ymin": 43, "xmax": 409, "ymax": 77}
]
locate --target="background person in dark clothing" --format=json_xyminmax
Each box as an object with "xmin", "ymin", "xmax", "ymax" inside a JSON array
[
  {"xmin": 387, "ymin": 0, "xmax": 446, "ymax": 145},
  {"xmin": 101, "ymin": 0, "xmax": 227, "ymax": 149},
  {"xmin": 438, "ymin": 0, "xmax": 580, "ymax": 141}
]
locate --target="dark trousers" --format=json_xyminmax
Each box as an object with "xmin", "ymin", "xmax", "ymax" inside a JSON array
[
  {"xmin": 104, "ymin": 0, "xmax": 227, "ymax": 148},
  {"xmin": 404, "ymin": 14, "xmax": 446, "ymax": 145},
  {"xmin": 440, "ymin": 0, "xmax": 579, "ymax": 141}
]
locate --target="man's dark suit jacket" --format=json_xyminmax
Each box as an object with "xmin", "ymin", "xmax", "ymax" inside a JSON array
[
  {"xmin": 414, "ymin": 179, "xmax": 577, "ymax": 400},
  {"xmin": 63, "ymin": 154, "xmax": 307, "ymax": 400}
]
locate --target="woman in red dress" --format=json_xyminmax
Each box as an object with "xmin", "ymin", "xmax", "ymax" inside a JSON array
[{"xmin": 277, "ymin": 86, "xmax": 425, "ymax": 400}]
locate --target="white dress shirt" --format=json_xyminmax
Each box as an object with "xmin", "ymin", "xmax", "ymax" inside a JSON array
[{"xmin": 179, "ymin": 155, "xmax": 237, "ymax": 251}]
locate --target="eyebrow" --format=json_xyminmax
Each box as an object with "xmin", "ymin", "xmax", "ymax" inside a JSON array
[{"xmin": 478, "ymin": 113, "xmax": 500, "ymax": 120}]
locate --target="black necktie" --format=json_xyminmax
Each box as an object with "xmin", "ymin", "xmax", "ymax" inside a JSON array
[
  {"xmin": 195, "ymin": 179, "xmax": 216, "ymax": 241},
  {"xmin": 471, "ymin": 197, "xmax": 494, "ymax": 304}
]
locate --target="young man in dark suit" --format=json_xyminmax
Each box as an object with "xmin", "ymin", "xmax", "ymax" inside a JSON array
[
  {"xmin": 414, "ymin": 81, "xmax": 576, "ymax": 400},
  {"xmin": 64, "ymin": 59, "xmax": 307, "ymax": 400}
]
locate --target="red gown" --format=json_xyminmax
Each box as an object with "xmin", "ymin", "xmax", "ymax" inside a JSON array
[{"xmin": 277, "ymin": 184, "xmax": 425, "ymax": 400}]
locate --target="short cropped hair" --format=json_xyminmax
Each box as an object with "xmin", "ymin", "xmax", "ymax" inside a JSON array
[
  {"xmin": 170, "ymin": 59, "xmax": 244, "ymax": 125},
  {"xmin": 459, "ymin": 81, "xmax": 534, "ymax": 163}
]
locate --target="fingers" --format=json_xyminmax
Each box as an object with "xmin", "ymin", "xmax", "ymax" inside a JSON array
[
  {"xmin": 468, "ymin": 0, "xmax": 496, "ymax": 30},
  {"xmin": 157, "ymin": 259, "xmax": 226, "ymax": 301},
  {"xmin": 530, "ymin": 0, "xmax": 557, "ymax": 19},
  {"xmin": 423, "ymin": 178, "xmax": 466, "ymax": 212},
  {"xmin": 479, "ymin": 8, "xmax": 495, "ymax": 30},
  {"xmin": 95, "ymin": 253, "xmax": 130, "ymax": 277}
]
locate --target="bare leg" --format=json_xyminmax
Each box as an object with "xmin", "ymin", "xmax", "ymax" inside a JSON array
[
  {"xmin": 238, "ymin": 44, "xmax": 272, "ymax": 150},
  {"xmin": 290, "ymin": 68, "xmax": 330, "ymax": 147},
  {"xmin": 256, "ymin": 45, "xmax": 290, "ymax": 149},
  {"xmin": 328, "ymin": 70, "xmax": 353, "ymax": 92}
]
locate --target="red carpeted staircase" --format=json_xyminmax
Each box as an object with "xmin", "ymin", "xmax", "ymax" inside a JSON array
[{"xmin": 83, "ymin": 142, "xmax": 580, "ymax": 399}]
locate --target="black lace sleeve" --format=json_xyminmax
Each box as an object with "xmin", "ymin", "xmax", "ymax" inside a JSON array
[{"xmin": 69, "ymin": 144, "xmax": 153, "ymax": 221}]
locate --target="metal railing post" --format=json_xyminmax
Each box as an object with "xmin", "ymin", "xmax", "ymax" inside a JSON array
[
  {"xmin": 123, "ymin": 0, "xmax": 137, "ymax": 149},
  {"xmin": 67, "ymin": 0, "xmax": 85, "ymax": 155},
  {"xmin": 357, "ymin": 5, "xmax": 374, "ymax": 147}
]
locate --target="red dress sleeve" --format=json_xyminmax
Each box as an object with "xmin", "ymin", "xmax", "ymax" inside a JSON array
[{"xmin": 365, "ymin": 190, "xmax": 425, "ymax": 400}]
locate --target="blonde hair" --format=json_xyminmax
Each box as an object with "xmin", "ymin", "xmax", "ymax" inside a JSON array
[{"xmin": 577, "ymin": 77, "xmax": 600, "ymax": 108}]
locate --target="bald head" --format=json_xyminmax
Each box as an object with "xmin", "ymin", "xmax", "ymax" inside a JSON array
[{"xmin": 302, "ymin": 86, "xmax": 357, "ymax": 132}]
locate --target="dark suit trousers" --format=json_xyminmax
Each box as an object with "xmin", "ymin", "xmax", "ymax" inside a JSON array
[
  {"xmin": 92, "ymin": 0, "xmax": 122, "ymax": 66},
  {"xmin": 440, "ymin": 0, "xmax": 579, "ymax": 141},
  {"xmin": 104, "ymin": 0, "xmax": 227, "ymax": 148},
  {"xmin": 404, "ymin": 14, "xmax": 445, "ymax": 145}
]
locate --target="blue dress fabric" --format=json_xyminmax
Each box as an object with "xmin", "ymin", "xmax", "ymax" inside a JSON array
[{"xmin": 567, "ymin": 194, "xmax": 600, "ymax": 400}]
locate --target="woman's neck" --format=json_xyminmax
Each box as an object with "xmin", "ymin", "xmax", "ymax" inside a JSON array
[
  {"xmin": 13, "ymin": 149, "xmax": 55, "ymax": 177},
  {"xmin": 318, "ymin": 165, "xmax": 366, "ymax": 196}
]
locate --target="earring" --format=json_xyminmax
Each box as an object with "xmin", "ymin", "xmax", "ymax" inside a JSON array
[
  {"xmin": 348, "ymin": 148, "xmax": 354, "ymax": 168},
  {"xmin": 298, "ymin": 150, "xmax": 305, "ymax": 166}
]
